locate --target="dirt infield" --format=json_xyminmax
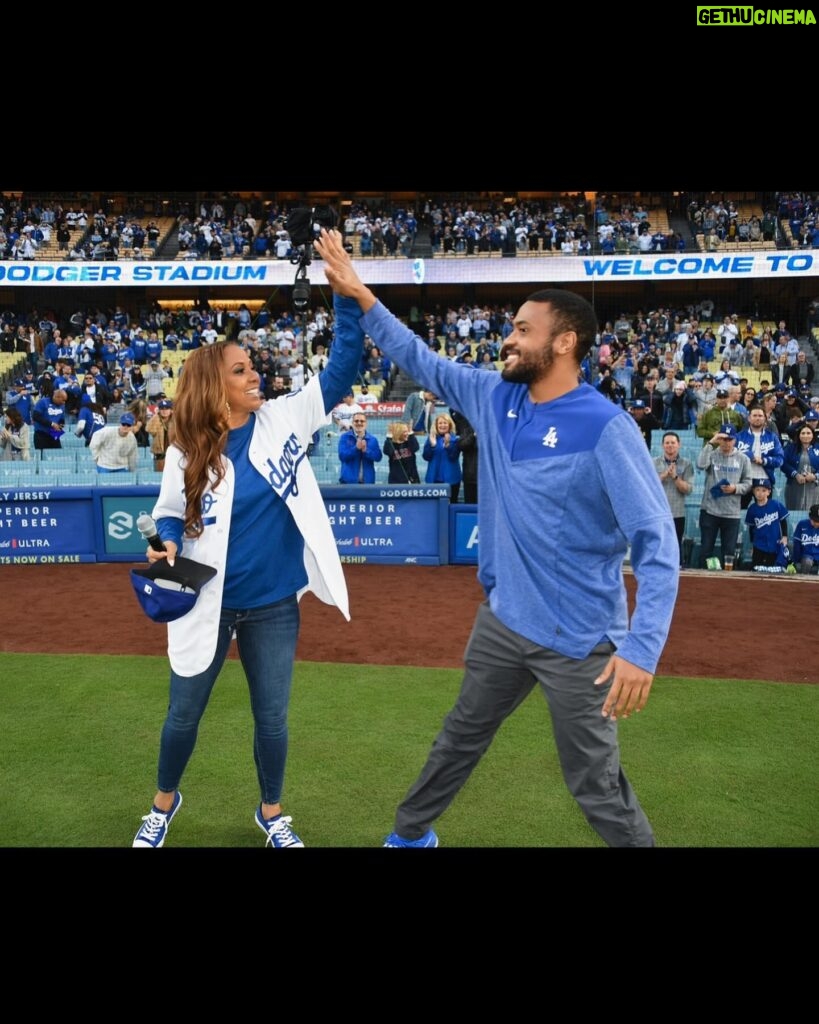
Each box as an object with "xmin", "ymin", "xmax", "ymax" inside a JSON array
[{"xmin": 2, "ymin": 563, "xmax": 816, "ymax": 684}]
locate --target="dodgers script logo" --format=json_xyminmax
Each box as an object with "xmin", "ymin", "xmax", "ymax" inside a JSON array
[
  {"xmin": 266, "ymin": 432, "xmax": 307, "ymax": 500},
  {"xmin": 201, "ymin": 492, "xmax": 218, "ymax": 527},
  {"xmin": 412, "ymin": 258, "xmax": 425, "ymax": 286}
]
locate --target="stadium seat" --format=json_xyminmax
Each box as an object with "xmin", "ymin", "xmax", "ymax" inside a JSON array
[{"xmin": 95, "ymin": 472, "xmax": 139, "ymax": 486}]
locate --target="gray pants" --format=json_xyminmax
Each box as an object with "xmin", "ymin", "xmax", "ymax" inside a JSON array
[{"xmin": 394, "ymin": 602, "xmax": 654, "ymax": 847}]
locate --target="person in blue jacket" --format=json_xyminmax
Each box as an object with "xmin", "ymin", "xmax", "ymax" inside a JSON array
[
  {"xmin": 792, "ymin": 503, "xmax": 819, "ymax": 573},
  {"xmin": 337, "ymin": 412, "xmax": 382, "ymax": 483},
  {"xmin": 316, "ymin": 228, "xmax": 680, "ymax": 849},
  {"xmin": 422, "ymin": 412, "xmax": 462, "ymax": 501}
]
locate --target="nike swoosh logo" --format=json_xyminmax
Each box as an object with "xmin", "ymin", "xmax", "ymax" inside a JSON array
[{"xmin": 507, "ymin": 410, "xmax": 518, "ymax": 418}]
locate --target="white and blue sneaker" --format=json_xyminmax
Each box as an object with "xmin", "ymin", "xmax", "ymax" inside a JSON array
[
  {"xmin": 383, "ymin": 830, "xmax": 439, "ymax": 848},
  {"xmin": 255, "ymin": 807, "xmax": 305, "ymax": 848},
  {"xmin": 132, "ymin": 791, "xmax": 183, "ymax": 848}
]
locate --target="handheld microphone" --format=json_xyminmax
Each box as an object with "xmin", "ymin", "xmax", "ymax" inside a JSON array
[{"xmin": 136, "ymin": 514, "xmax": 167, "ymax": 552}]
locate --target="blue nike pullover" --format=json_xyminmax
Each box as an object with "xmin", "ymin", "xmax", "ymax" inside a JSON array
[{"xmin": 354, "ymin": 298, "xmax": 679, "ymax": 673}]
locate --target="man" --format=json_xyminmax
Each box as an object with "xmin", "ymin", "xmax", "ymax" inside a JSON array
[
  {"xmin": 656, "ymin": 365, "xmax": 683, "ymax": 397},
  {"xmin": 696, "ymin": 387, "xmax": 745, "ymax": 443},
  {"xmin": 784, "ymin": 332, "xmax": 801, "ymax": 367},
  {"xmin": 735, "ymin": 406, "xmax": 784, "ymax": 502},
  {"xmin": 81, "ymin": 369, "xmax": 111, "ymax": 412},
  {"xmin": 6, "ymin": 378, "xmax": 35, "ymax": 425},
  {"xmin": 727, "ymin": 383, "xmax": 749, "ymax": 424},
  {"xmin": 693, "ymin": 373, "xmax": 717, "ymax": 417},
  {"xmin": 356, "ymin": 383, "xmax": 378, "ymax": 409},
  {"xmin": 721, "ymin": 336, "xmax": 745, "ymax": 365},
  {"xmin": 337, "ymin": 412, "xmax": 382, "ymax": 484},
  {"xmin": 331, "ymin": 391, "xmax": 364, "ymax": 432},
  {"xmin": 31, "ymin": 388, "xmax": 68, "ymax": 451},
  {"xmin": 315, "ymin": 228, "xmax": 679, "ymax": 849},
  {"xmin": 785, "ymin": 407, "xmax": 819, "ymax": 443},
  {"xmin": 264, "ymin": 374, "xmax": 290, "ymax": 401},
  {"xmin": 143, "ymin": 361, "xmax": 168, "ymax": 401},
  {"xmin": 663, "ymin": 379, "xmax": 697, "ymax": 430},
  {"xmin": 776, "ymin": 388, "xmax": 809, "ymax": 436},
  {"xmin": 628, "ymin": 398, "xmax": 662, "ymax": 448},
  {"xmin": 654, "ymin": 431, "xmax": 695, "ymax": 566},
  {"xmin": 696, "ymin": 422, "xmax": 754, "ymax": 568},
  {"xmin": 403, "ymin": 387, "xmax": 437, "ymax": 435},
  {"xmin": 786, "ymin": 350, "xmax": 815, "ymax": 390},
  {"xmin": 89, "ymin": 412, "xmax": 139, "ymax": 473}
]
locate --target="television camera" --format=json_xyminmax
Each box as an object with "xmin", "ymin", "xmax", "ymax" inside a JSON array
[{"xmin": 285, "ymin": 205, "xmax": 352, "ymax": 311}]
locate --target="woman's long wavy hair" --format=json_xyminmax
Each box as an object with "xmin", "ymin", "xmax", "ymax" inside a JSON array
[{"xmin": 172, "ymin": 342, "xmax": 234, "ymax": 537}]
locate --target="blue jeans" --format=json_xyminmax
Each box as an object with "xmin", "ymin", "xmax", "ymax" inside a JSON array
[
  {"xmin": 157, "ymin": 595, "xmax": 300, "ymax": 804},
  {"xmin": 699, "ymin": 509, "xmax": 740, "ymax": 567}
]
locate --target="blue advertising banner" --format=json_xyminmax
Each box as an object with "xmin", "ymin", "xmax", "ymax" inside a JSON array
[
  {"xmin": 323, "ymin": 485, "xmax": 450, "ymax": 565},
  {"xmin": 449, "ymin": 505, "xmax": 479, "ymax": 565},
  {"xmin": 0, "ymin": 485, "xmax": 96, "ymax": 564},
  {"xmin": 0, "ymin": 483, "xmax": 455, "ymax": 566}
]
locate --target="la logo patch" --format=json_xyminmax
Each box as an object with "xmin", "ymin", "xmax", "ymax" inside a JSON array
[{"xmin": 542, "ymin": 426, "xmax": 559, "ymax": 448}]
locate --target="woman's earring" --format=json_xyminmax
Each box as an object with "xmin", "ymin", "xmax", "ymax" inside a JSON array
[{"xmin": 226, "ymin": 402, "xmax": 231, "ymax": 416}]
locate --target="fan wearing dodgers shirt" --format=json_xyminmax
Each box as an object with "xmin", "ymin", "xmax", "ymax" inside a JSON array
[
  {"xmin": 792, "ymin": 503, "xmax": 819, "ymax": 574},
  {"xmin": 316, "ymin": 228, "xmax": 679, "ymax": 849}
]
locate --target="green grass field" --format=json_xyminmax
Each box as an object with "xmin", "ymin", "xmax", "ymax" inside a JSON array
[{"xmin": 1, "ymin": 653, "xmax": 817, "ymax": 847}]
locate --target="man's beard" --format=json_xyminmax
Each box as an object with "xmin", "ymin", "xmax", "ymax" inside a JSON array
[{"xmin": 500, "ymin": 339, "xmax": 555, "ymax": 384}]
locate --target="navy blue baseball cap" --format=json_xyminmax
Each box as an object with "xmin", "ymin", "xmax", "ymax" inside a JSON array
[
  {"xmin": 752, "ymin": 478, "xmax": 772, "ymax": 490},
  {"xmin": 130, "ymin": 557, "xmax": 217, "ymax": 623},
  {"xmin": 717, "ymin": 423, "xmax": 738, "ymax": 438},
  {"xmin": 631, "ymin": 399, "xmax": 646, "ymax": 409}
]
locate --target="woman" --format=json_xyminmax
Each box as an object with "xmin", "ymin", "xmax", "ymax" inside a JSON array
[
  {"xmin": 423, "ymin": 412, "xmax": 462, "ymax": 502},
  {"xmin": 757, "ymin": 332, "xmax": 773, "ymax": 368},
  {"xmin": 127, "ymin": 397, "xmax": 150, "ymax": 448},
  {"xmin": 106, "ymin": 386, "xmax": 127, "ymax": 421},
  {"xmin": 596, "ymin": 371, "xmax": 626, "ymax": 408},
  {"xmin": 132, "ymin": 299, "xmax": 363, "ymax": 849},
  {"xmin": 0, "ymin": 406, "xmax": 30, "ymax": 460},
  {"xmin": 146, "ymin": 398, "xmax": 174, "ymax": 471},
  {"xmin": 699, "ymin": 327, "xmax": 717, "ymax": 362},
  {"xmin": 781, "ymin": 425, "xmax": 819, "ymax": 510},
  {"xmin": 383, "ymin": 420, "xmax": 420, "ymax": 484},
  {"xmin": 741, "ymin": 387, "xmax": 758, "ymax": 412}
]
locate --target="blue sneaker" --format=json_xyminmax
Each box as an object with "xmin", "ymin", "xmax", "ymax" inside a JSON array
[
  {"xmin": 383, "ymin": 830, "xmax": 439, "ymax": 848},
  {"xmin": 132, "ymin": 791, "xmax": 183, "ymax": 848},
  {"xmin": 255, "ymin": 807, "xmax": 305, "ymax": 848}
]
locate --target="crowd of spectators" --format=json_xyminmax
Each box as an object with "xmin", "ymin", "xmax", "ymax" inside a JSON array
[
  {"xmin": 5, "ymin": 191, "xmax": 819, "ymax": 265},
  {"xmin": 0, "ymin": 195, "xmax": 175, "ymax": 261},
  {"xmin": 2, "ymin": 281, "xmax": 819, "ymax": 570}
]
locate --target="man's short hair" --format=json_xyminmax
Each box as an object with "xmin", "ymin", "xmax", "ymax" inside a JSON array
[{"xmin": 524, "ymin": 288, "xmax": 598, "ymax": 364}]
